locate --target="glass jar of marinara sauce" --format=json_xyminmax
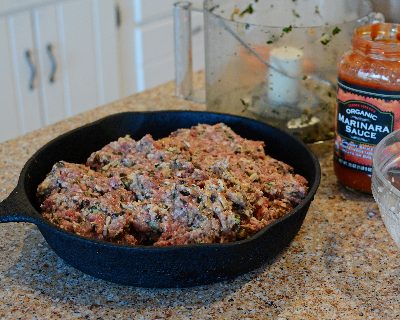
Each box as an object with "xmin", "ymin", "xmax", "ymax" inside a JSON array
[{"xmin": 334, "ymin": 23, "xmax": 400, "ymax": 193}]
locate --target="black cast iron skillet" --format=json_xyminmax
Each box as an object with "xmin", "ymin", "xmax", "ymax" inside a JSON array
[{"xmin": 0, "ymin": 111, "xmax": 320, "ymax": 287}]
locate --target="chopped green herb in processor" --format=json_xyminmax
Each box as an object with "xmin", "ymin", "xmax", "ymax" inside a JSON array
[{"xmin": 239, "ymin": 4, "xmax": 254, "ymax": 17}]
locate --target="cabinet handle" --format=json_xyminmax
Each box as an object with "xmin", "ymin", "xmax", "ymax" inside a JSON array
[
  {"xmin": 25, "ymin": 50, "xmax": 37, "ymax": 90},
  {"xmin": 46, "ymin": 44, "xmax": 57, "ymax": 83},
  {"xmin": 192, "ymin": 25, "xmax": 203, "ymax": 36},
  {"xmin": 115, "ymin": 4, "xmax": 121, "ymax": 28}
]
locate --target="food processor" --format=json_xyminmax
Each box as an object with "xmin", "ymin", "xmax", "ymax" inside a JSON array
[{"xmin": 174, "ymin": 0, "xmax": 384, "ymax": 142}]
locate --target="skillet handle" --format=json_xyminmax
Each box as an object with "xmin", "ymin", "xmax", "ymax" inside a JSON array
[{"xmin": 0, "ymin": 188, "xmax": 38, "ymax": 223}]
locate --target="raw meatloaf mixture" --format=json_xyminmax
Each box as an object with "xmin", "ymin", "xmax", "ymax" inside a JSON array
[{"xmin": 37, "ymin": 123, "xmax": 308, "ymax": 246}]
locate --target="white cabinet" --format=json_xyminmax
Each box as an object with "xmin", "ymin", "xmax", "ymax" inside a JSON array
[
  {"xmin": 115, "ymin": 0, "xmax": 137, "ymax": 97},
  {"xmin": 135, "ymin": 12, "xmax": 204, "ymax": 90},
  {"xmin": 54, "ymin": 0, "xmax": 120, "ymax": 115},
  {"xmin": 33, "ymin": 4, "xmax": 66, "ymax": 125},
  {"xmin": 114, "ymin": 0, "xmax": 205, "ymax": 94},
  {"xmin": 0, "ymin": 0, "xmax": 121, "ymax": 142},
  {"xmin": 0, "ymin": 12, "xmax": 42, "ymax": 141},
  {"xmin": 133, "ymin": 0, "xmax": 176, "ymax": 24},
  {"xmin": 0, "ymin": 0, "xmax": 206, "ymax": 143},
  {"xmin": 0, "ymin": 18, "xmax": 20, "ymax": 142}
]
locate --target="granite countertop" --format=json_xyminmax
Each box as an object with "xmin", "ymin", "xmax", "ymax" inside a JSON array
[{"xmin": 0, "ymin": 78, "xmax": 399, "ymax": 320}]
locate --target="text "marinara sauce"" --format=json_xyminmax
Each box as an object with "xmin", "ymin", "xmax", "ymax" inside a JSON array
[{"xmin": 334, "ymin": 23, "xmax": 400, "ymax": 193}]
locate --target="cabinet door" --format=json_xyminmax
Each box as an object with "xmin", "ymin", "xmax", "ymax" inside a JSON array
[
  {"xmin": 135, "ymin": 18, "xmax": 174, "ymax": 91},
  {"xmin": 133, "ymin": 0, "xmax": 175, "ymax": 24},
  {"xmin": 135, "ymin": 10, "xmax": 204, "ymax": 91},
  {"xmin": 94, "ymin": 0, "xmax": 120, "ymax": 103},
  {"xmin": 115, "ymin": 0, "xmax": 136, "ymax": 97},
  {"xmin": 0, "ymin": 12, "xmax": 43, "ymax": 143},
  {"xmin": 45, "ymin": 0, "xmax": 120, "ymax": 116},
  {"xmin": 33, "ymin": 5, "xmax": 67, "ymax": 125},
  {"xmin": 59, "ymin": 0, "xmax": 98, "ymax": 115},
  {"xmin": 33, "ymin": 0, "xmax": 120, "ymax": 120},
  {"xmin": 0, "ymin": 16, "xmax": 21, "ymax": 142}
]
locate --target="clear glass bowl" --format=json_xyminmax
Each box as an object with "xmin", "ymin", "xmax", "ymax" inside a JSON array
[{"xmin": 372, "ymin": 129, "xmax": 400, "ymax": 248}]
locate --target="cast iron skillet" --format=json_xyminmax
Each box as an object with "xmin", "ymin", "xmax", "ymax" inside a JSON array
[{"xmin": 0, "ymin": 111, "xmax": 320, "ymax": 287}]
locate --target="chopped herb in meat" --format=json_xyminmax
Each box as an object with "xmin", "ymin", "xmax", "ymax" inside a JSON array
[{"xmin": 37, "ymin": 123, "xmax": 308, "ymax": 246}]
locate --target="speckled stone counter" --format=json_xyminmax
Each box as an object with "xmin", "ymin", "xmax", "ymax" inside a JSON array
[{"xmin": 0, "ymin": 79, "xmax": 399, "ymax": 320}]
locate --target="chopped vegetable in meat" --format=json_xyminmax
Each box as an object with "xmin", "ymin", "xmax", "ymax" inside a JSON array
[{"xmin": 37, "ymin": 123, "xmax": 308, "ymax": 246}]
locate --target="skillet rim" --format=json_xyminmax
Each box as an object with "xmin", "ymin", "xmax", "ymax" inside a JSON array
[{"xmin": 17, "ymin": 110, "xmax": 321, "ymax": 251}]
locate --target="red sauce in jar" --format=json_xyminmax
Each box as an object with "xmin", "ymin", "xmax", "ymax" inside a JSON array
[{"xmin": 334, "ymin": 23, "xmax": 400, "ymax": 193}]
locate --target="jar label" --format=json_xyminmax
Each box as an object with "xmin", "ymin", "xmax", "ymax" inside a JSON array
[{"xmin": 335, "ymin": 79, "xmax": 400, "ymax": 174}]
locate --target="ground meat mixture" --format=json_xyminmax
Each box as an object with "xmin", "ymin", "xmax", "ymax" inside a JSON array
[{"xmin": 37, "ymin": 123, "xmax": 308, "ymax": 246}]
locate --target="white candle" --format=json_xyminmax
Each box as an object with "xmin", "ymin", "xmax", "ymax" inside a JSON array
[{"xmin": 267, "ymin": 46, "xmax": 303, "ymax": 105}]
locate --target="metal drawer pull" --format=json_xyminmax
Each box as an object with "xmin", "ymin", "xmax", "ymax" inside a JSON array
[
  {"xmin": 115, "ymin": 4, "xmax": 121, "ymax": 28},
  {"xmin": 46, "ymin": 44, "xmax": 57, "ymax": 83},
  {"xmin": 25, "ymin": 50, "xmax": 36, "ymax": 90},
  {"xmin": 192, "ymin": 25, "xmax": 202, "ymax": 35}
]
